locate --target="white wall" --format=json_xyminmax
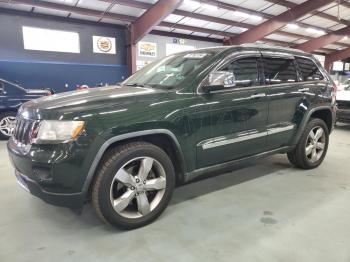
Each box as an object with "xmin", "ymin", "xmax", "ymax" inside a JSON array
[{"xmin": 136, "ymin": 34, "xmax": 222, "ymax": 70}]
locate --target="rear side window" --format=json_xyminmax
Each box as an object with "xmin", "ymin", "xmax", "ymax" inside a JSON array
[
  {"xmin": 263, "ymin": 57, "xmax": 298, "ymax": 85},
  {"xmin": 220, "ymin": 57, "xmax": 259, "ymax": 88},
  {"xmin": 295, "ymin": 57, "xmax": 324, "ymax": 81}
]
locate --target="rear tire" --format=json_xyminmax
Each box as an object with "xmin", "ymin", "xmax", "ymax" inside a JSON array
[
  {"xmin": 287, "ymin": 118, "xmax": 329, "ymax": 169},
  {"xmin": 0, "ymin": 111, "xmax": 17, "ymax": 140},
  {"xmin": 92, "ymin": 142, "xmax": 175, "ymax": 230}
]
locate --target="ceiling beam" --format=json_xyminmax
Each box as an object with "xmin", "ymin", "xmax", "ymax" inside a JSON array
[
  {"xmin": 201, "ymin": 0, "xmax": 333, "ymax": 33},
  {"xmin": 294, "ymin": 26, "xmax": 350, "ymax": 52},
  {"xmin": 264, "ymin": 0, "xmax": 350, "ymax": 27},
  {"xmin": 226, "ymin": 0, "xmax": 335, "ymax": 45},
  {"xmin": 126, "ymin": 0, "xmax": 182, "ymax": 74},
  {"xmin": 324, "ymin": 47, "xmax": 350, "ymax": 71},
  {"xmin": 129, "ymin": 0, "xmax": 182, "ymax": 44},
  {"xmin": 100, "ymin": 0, "xmax": 350, "ymax": 49},
  {"xmin": 4, "ymin": 0, "xmax": 135, "ymax": 22},
  {"xmin": 1, "ymin": 0, "xmax": 335, "ymax": 55}
]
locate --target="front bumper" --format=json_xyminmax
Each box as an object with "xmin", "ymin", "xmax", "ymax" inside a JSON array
[
  {"xmin": 7, "ymin": 138, "xmax": 89, "ymax": 209},
  {"xmin": 14, "ymin": 169, "xmax": 84, "ymax": 209}
]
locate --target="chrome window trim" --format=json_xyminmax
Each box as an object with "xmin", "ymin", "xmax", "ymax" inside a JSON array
[{"xmin": 196, "ymin": 50, "xmax": 329, "ymax": 96}]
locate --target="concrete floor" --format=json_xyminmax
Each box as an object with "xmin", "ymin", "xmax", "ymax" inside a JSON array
[{"xmin": 1, "ymin": 125, "xmax": 350, "ymax": 262}]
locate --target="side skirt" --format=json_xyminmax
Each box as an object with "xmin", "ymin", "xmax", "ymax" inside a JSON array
[{"xmin": 184, "ymin": 146, "xmax": 292, "ymax": 183}]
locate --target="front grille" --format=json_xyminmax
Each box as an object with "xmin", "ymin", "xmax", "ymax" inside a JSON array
[{"xmin": 13, "ymin": 117, "xmax": 38, "ymax": 144}]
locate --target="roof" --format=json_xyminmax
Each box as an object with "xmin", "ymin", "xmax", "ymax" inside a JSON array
[{"xmin": 1, "ymin": 0, "xmax": 350, "ymax": 55}]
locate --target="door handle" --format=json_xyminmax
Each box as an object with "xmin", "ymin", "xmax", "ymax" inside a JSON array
[
  {"xmin": 298, "ymin": 88, "xmax": 309, "ymax": 92},
  {"xmin": 250, "ymin": 93, "xmax": 266, "ymax": 99}
]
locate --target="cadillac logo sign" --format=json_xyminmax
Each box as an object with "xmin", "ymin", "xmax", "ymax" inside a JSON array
[
  {"xmin": 93, "ymin": 36, "xmax": 116, "ymax": 54},
  {"xmin": 97, "ymin": 37, "xmax": 112, "ymax": 52}
]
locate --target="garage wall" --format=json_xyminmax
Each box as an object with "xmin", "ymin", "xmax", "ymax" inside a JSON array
[
  {"xmin": 136, "ymin": 34, "xmax": 222, "ymax": 69},
  {"xmin": 0, "ymin": 11, "xmax": 128, "ymax": 93}
]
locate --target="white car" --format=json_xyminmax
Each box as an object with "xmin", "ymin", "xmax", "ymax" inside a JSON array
[{"xmin": 336, "ymin": 83, "xmax": 350, "ymax": 123}]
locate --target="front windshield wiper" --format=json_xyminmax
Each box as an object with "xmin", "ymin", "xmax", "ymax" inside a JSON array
[{"xmin": 125, "ymin": 83, "xmax": 146, "ymax": 87}]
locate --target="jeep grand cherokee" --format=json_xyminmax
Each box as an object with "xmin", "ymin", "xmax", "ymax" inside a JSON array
[{"xmin": 7, "ymin": 44, "xmax": 336, "ymax": 229}]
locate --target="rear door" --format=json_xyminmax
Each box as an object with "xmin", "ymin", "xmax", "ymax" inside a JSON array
[
  {"xmin": 262, "ymin": 53, "xmax": 301, "ymax": 150},
  {"xmin": 196, "ymin": 52, "xmax": 269, "ymax": 168}
]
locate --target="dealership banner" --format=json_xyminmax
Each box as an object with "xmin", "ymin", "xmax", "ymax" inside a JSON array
[
  {"xmin": 93, "ymin": 36, "xmax": 116, "ymax": 54},
  {"xmin": 138, "ymin": 42, "xmax": 157, "ymax": 57}
]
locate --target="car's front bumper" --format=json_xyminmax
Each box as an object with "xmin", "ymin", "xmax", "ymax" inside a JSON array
[
  {"xmin": 7, "ymin": 138, "xmax": 89, "ymax": 209},
  {"xmin": 14, "ymin": 169, "xmax": 84, "ymax": 209}
]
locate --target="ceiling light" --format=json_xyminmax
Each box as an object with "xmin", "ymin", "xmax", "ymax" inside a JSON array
[
  {"xmin": 343, "ymin": 36, "xmax": 348, "ymax": 40},
  {"xmin": 202, "ymin": 3, "xmax": 218, "ymax": 10},
  {"xmin": 306, "ymin": 28, "xmax": 325, "ymax": 35},
  {"xmin": 233, "ymin": 11, "xmax": 262, "ymax": 21},
  {"xmin": 183, "ymin": 0, "xmax": 201, "ymax": 9},
  {"xmin": 250, "ymin": 15, "xmax": 263, "ymax": 21},
  {"xmin": 287, "ymin": 23, "xmax": 299, "ymax": 29}
]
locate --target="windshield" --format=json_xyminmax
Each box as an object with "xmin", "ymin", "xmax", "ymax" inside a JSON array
[{"xmin": 123, "ymin": 51, "xmax": 218, "ymax": 89}]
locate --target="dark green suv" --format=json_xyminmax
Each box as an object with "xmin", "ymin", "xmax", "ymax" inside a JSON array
[{"xmin": 7, "ymin": 44, "xmax": 336, "ymax": 229}]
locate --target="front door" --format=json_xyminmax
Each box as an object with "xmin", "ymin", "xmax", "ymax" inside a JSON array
[{"xmin": 196, "ymin": 54, "xmax": 269, "ymax": 168}]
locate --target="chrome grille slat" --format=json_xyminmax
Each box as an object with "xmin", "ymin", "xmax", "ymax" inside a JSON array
[{"xmin": 13, "ymin": 117, "xmax": 36, "ymax": 144}]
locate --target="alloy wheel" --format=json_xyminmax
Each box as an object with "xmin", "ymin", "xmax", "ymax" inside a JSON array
[
  {"xmin": 109, "ymin": 157, "xmax": 167, "ymax": 219},
  {"xmin": 305, "ymin": 126, "xmax": 326, "ymax": 163},
  {"xmin": 0, "ymin": 116, "xmax": 16, "ymax": 137}
]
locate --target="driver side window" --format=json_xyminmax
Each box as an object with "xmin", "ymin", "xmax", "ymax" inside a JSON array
[{"xmin": 220, "ymin": 57, "xmax": 259, "ymax": 88}]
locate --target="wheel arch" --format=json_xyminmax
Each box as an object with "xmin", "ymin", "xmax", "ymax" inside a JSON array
[
  {"xmin": 292, "ymin": 106, "xmax": 334, "ymax": 146},
  {"xmin": 82, "ymin": 129, "xmax": 186, "ymax": 197}
]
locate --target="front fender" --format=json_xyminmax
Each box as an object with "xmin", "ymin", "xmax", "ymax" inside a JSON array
[{"xmin": 80, "ymin": 129, "xmax": 186, "ymax": 195}]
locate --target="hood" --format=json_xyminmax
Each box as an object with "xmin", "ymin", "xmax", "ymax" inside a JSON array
[
  {"xmin": 336, "ymin": 90, "xmax": 350, "ymax": 102},
  {"xmin": 20, "ymin": 85, "xmax": 164, "ymax": 120}
]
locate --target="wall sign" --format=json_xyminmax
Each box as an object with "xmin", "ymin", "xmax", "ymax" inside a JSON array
[
  {"xmin": 93, "ymin": 36, "xmax": 116, "ymax": 54},
  {"xmin": 173, "ymin": 38, "xmax": 185, "ymax": 44},
  {"xmin": 138, "ymin": 42, "xmax": 157, "ymax": 57}
]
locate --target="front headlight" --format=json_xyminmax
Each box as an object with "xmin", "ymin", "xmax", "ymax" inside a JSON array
[{"xmin": 33, "ymin": 120, "xmax": 85, "ymax": 144}]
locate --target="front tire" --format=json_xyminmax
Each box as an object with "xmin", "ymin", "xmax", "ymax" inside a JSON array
[
  {"xmin": 0, "ymin": 112, "xmax": 17, "ymax": 140},
  {"xmin": 287, "ymin": 118, "xmax": 329, "ymax": 169},
  {"xmin": 92, "ymin": 142, "xmax": 175, "ymax": 229}
]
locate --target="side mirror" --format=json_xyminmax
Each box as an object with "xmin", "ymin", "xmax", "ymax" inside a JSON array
[{"xmin": 202, "ymin": 71, "xmax": 236, "ymax": 94}]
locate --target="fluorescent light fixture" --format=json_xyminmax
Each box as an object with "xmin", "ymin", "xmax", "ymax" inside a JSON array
[
  {"xmin": 202, "ymin": 3, "xmax": 218, "ymax": 10},
  {"xmin": 306, "ymin": 28, "xmax": 325, "ymax": 35},
  {"xmin": 183, "ymin": 0, "xmax": 201, "ymax": 9},
  {"xmin": 233, "ymin": 11, "xmax": 262, "ymax": 21},
  {"xmin": 249, "ymin": 15, "xmax": 263, "ymax": 21},
  {"xmin": 287, "ymin": 23, "xmax": 299, "ymax": 29}
]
